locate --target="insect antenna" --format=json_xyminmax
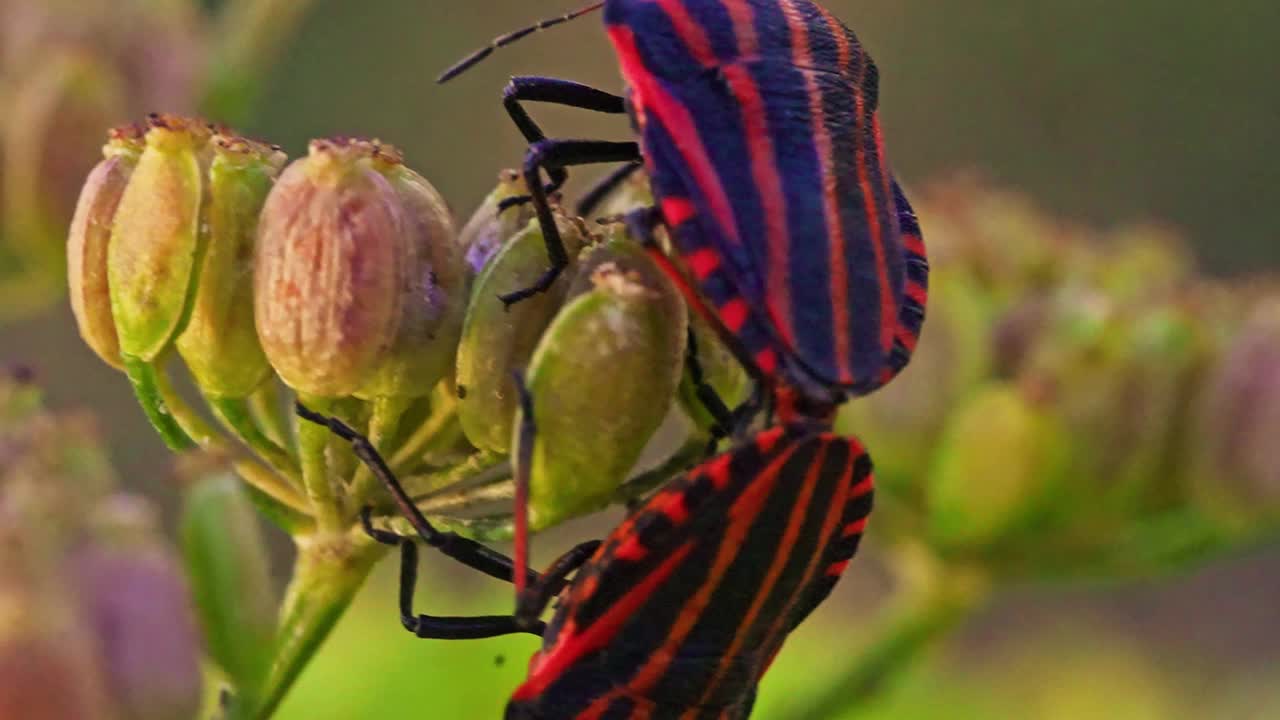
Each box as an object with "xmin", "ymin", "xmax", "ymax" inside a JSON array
[{"xmin": 437, "ymin": 2, "xmax": 605, "ymax": 83}]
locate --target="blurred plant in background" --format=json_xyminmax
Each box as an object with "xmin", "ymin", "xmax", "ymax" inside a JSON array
[{"xmin": 0, "ymin": 0, "xmax": 317, "ymax": 323}]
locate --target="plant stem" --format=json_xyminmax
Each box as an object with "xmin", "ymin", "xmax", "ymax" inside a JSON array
[
  {"xmin": 252, "ymin": 530, "xmax": 385, "ymax": 719},
  {"xmin": 249, "ymin": 381, "xmax": 291, "ymax": 450},
  {"xmin": 348, "ymin": 395, "xmax": 411, "ymax": 511},
  {"xmin": 389, "ymin": 386, "xmax": 459, "ymax": 473},
  {"xmin": 792, "ymin": 563, "xmax": 987, "ymax": 720},
  {"xmin": 209, "ymin": 395, "xmax": 300, "ymax": 481},
  {"xmin": 296, "ymin": 394, "xmax": 341, "ymax": 531},
  {"xmin": 123, "ymin": 356, "xmax": 196, "ymax": 451},
  {"xmin": 204, "ymin": 0, "xmax": 322, "ymax": 122}
]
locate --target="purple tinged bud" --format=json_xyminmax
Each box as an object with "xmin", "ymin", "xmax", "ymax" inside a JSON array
[{"xmin": 457, "ymin": 170, "xmax": 531, "ymax": 277}]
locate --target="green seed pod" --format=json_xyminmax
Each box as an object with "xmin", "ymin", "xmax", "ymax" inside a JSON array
[
  {"xmin": 517, "ymin": 247, "xmax": 687, "ymax": 529},
  {"xmin": 582, "ymin": 168, "xmax": 654, "ymax": 219},
  {"xmin": 455, "ymin": 210, "xmax": 591, "ymax": 452},
  {"xmin": 457, "ymin": 169, "xmax": 531, "ymax": 278},
  {"xmin": 107, "ymin": 113, "xmax": 211, "ymax": 362},
  {"xmin": 927, "ymin": 383, "xmax": 1069, "ymax": 552},
  {"xmin": 67, "ymin": 124, "xmax": 144, "ymax": 369},
  {"xmin": 356, "ymin": 143, "xmax": 465, "ymax": 400},
  {"xmin": 254, "ymin": 138, "xmax": 407, "ymax": 398},
  {"xmin": 175, "ymin": 133, "xmax": 285, "ymax": 399}
]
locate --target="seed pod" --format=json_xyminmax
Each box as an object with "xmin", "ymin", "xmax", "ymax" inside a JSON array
[
  {"xmin": 107, "ymin": 113, "xmax": 211, "ymax": 362},
  {"xmin": 582, "ymin": 167, "xmax": 654, "ymax": 219},
  {"xmin": 455, "ymin": 210, "xmax": 590, "ymax": 452},
  {"xmin": 67, "ymin": 124, "xmax": 144, "ymax": 369},
  {"xmin": 254, "ymin": 138, "xmax": 406, "ymax": 398},
  {"xmin": 356, "ymin": 144, "xmax": 465, "ymax": 399},
  {"xmin": 457, "ymin": 170, "xmax": 531, "ymax": 277},
  {"xmin": 175, "ymin": 133, "xmax": 285, "ymax": 399},
  {"xmin": 927, "ymin": 383, "xmax": 1069, "ymax": 552},
  {"xmin": 517, "ymin": 241, "xmax": 687, "ymax": 529}
]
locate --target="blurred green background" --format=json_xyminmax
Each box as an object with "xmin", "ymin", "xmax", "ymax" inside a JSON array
[{"xmin": 3, "ymin": 0, "xmax": 1278, "ymax": 717}]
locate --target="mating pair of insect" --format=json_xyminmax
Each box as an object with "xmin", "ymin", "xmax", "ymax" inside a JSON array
[{"xmin": 302, "ymin": 1, "xmax": 929, "ymax": 716}]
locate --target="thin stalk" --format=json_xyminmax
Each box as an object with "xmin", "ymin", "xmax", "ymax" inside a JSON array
[
  {"xmin": 204, "ymin": 0, "xmax": 322, "ymax": 122},
  {"xmin": 389, "ymin": 386, "xmax": 459, "ymax": 473},
  {"xmin": 208, "ymin": 395, "xmax": 300, "ymax": 481},
  {"xmin": 123, "ymin": 356, "xmax": 196, "ymax": 451},
  {"xmin": 248, "ymin": 380, "xmax": 291, "ymax": 450},
  {"xmin": 348, "ymin": 395, "xmax": 412, "ymax": 510},
  {"xmin": 295, "ymin": 394, "xmax": 341, "ymax": 531}
]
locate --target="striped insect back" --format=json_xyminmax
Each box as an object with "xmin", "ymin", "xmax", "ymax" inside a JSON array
[{"xmin": 507, "ymin": 426, "xmax": 874, "ymax": 718}]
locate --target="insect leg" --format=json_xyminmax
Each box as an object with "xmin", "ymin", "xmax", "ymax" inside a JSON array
[
  {"xmin": 501, "ymin": 139, "xmax": 641, "ymax": 306},
  {"xmin": 500, "ymin": 76, "xmax": 627, "ymax": 203},
  {"xmin": 296, "ymin": 403, "xmax": 538, "ymax": 588}
]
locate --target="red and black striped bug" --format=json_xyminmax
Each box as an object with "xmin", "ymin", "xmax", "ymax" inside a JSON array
[
  {"xmin": 441, "ymin": 0, "xmax": 929, "ymax": 415},
  {"xmin": 298, "ymin": 392, "xmax": 874, "ymax": 718}
]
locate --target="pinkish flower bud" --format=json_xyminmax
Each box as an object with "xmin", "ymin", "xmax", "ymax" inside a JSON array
[
  {"xmin": 254, "ymin": 138, "xmax": 406, "ymax": 398},
  {"xmin": 67, "ymin": 124, "xmax": 144, "ymax": 369}
]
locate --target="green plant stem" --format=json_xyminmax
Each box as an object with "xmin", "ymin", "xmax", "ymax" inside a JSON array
[
  {"xmin": 249, "ymin": 381, "xmax": 291, "ymax": 450},
  {"xmin": 123, "ymin": 356, "xmax": 197, "ymax": 451},
  {"xmin": 252, "ymin": 529, "xmax": 385, "ymax": 719},
  {"xmin": 204, "ymin": 0, "xmax": 321, "ymax": 122},
  {"xmin": 209, "ymin": 395, "xmax": 300, "ymax": 480},
  {"xmin": 792, "ymin": 567, "xmax": 987, "ymax": 720},
  {"xmin": 296, "ymin": 394, "xmax": 341, "ymax": 531},
  {"xmin": 349, "ymin": 395, "xmax": 412, "ymax": 511},
  {"xmin": 389, "ymin": 391, "xmax": 459, "ymax": 473}
]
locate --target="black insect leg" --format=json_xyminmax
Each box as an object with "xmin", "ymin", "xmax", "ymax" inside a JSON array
[
  {"xmin": 576, "ymin": 159, "xmax": 644, "ymax": 218},
  {"xmin": 501, "ymin": 139, "xmax": 641, "ymax": 306},
  {"xmin": 362, "ymin": 509, "xmax": 543, "ymax": 639},
  {"xmin": 499, "ymin": 77, "xmax": 627, "ymax": 207},
  {"xmin": 296, "ymin": 403, "xmax": 536, "ymax": 587}
]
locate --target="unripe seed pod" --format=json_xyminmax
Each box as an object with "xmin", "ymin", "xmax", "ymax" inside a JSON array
[
  {"xmin": 455, "ymin": 210, "xmax": 591, "ymax": 452},
  {"xmin": 927, "ymin": 383, "xmax": 1069, "ymax": 552},
  {"xmin": 457, "ymin": 170, "xmax": 531, "ymax": 277},
  {"xmin": 176, "ymin": 133, "xmax": 285, "ymax": 398},
  {"xmin": 67, "ymin": 124, "xmax": 144, "ymax": 369},
  {"xmin": 357, "ymin": 144, "xmax": 465, "ymax": 399},
  {"xmin": 254, "ymin": 138, "xmax": 407, "ymax": 398},
  {"xmin": 107, "ymin": 113, "xmax": 211, "ymax": 362},
  {"xmin": 517, "ymin": 241, "xmax": 687, "ymax": 529}
]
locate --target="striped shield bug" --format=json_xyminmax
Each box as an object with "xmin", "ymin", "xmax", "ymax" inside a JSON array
[
  {"xmin": 298, "ymin": 390, "xmax": 874, "ymax": 718},
  {"xmin": 440, "ymin": 0, "xmax": 929, "ymax": 413}
]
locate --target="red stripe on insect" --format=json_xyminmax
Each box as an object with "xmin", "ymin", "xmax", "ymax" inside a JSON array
[
  {"xmin": 661, "ymin": 196, "xmax": 697, "ymax": 227},
  {"xmin": 723, "ymin": 0, "xmax": 759, "ymax": 57},
  {"xmin": 754, "ymin": 348, "xmax": 779, "ymax": 376},
  {"xmin": 719, "ymin": 297, "xmax": 750, "ymax": 332},
  {"xmin": 613, "ymin": 534, "xmax": 649, "ymax": 563},
  {"xmin": 825, "ymin": 559, "xmax": 850, "ymax": 577},
  {"xmin": 906, "ymin": 281, "xmax": 927, "ymax": 308},
  {"xmin": 903, "ymin": 230, "xmax": 926, "ymax": 258},
  {"xmin": 684, "ymin": 247, "xmax": 721, "ymax": 280},
  {"xmin": 595, "ymin": 441, "xmax": 797, "ymax": 710},
  {"xmin": 513, "ymin": 541, "xmax": 696, "ymax": 702},
  {"xmin": 754, "ymin": 425, "xmax": 786, "ymax": 455},
  {"xmin": 693, "ymin": 440, "xmax": 830, "ymax": 706},
  {"xmin": 849, "ymin": 474, "xmax": 874, "ymax": 500},
  {"xmin": 704, "ymin": 451, "xmax": 735, "ymax": 490},
  {"xmin": 720, "ymin": 62, "xmax": 798, "ymax": 350},
  {"xmin": 653, "ymin": 0, "xmax": 718, "ymax": 67},
  {"xmin": 780, "ymin": 0, "xmax": 854, "ymax": 384},
  {"xmin": 609, "ymin": 28, "xmax": 742, "ymax": 246},
  {"xmin": 842, "ymin": 517, "xmax": 868, "ymax": 538}
]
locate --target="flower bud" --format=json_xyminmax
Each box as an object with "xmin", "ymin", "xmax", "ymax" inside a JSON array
[
  {"xmin": 107, "ymin": 113, "xmax": 211, "ymax": 362},
  {"xmin": 255, "ymin": 138, "xmax": 407, "ymax": 398},
  {"xmin": 356, "ymin": 143, "xmax": 465, "ymax": 400},
  {"xmin": 457, "ymin": 170, "xmax": 531, "ymax": 277},
  {"xmin": 1193, "ymin": 295, "xmax": 1280, "ymax": 521},
  {"xmin": 927, "ymin": 383, "xmax": 1069, "ymax": 552},
  {"xmin": 518, "ymin": 238, "xmax": 687, "ymax": 528},
  {"xmin": 455, "ymin": 209, "xmax": 591, "ymax": 452},
  {"xmin": 175, "ymin": 134, "xmax": 285, "ymax": 399},
  {"xmin": 73, "ymin": 495, "xmax": 203, "ymax": 720},
  {"xmin": 581, "ymin": 167, "xmax": 654, "ymax": 219},
  {"xmin": 67, "ymin": 124, "xmax": 144, "ymax": 369}
]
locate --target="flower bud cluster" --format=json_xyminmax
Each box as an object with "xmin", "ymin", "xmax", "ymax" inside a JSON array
[{"xmin": 838, "ymin": 176, "xmax": 1279, "ymax": 579}]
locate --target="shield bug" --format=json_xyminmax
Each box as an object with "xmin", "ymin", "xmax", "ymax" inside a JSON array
[
  {"xmin": 298, "ymin": 397, "xmax": 874, "ymax": 718},
  {"xmin": 440, "ymin": 0, "xmax": 929, "ymax": 411}
]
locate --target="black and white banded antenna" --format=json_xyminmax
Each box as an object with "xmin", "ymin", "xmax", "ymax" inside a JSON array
[{"xmin": 437, "ymin": 2, "xmax": 606, "ymax": 83}]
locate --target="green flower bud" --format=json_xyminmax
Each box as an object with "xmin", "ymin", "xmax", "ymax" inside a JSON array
[
  {"xmin": 107, "ymin": 113, "xmax": 212, "ymax": 362},
  {"xmin": 175, "ymin": 133, "xmax": 285, "ymax": 399},
  {"xmin": 457, "ymin": 170, "xmax": 531, "ymax": 277},
  {"xmin": 254, "ymin": 138, "xmax": 407, "ymax": 398},
  {"xmin": 518, "ymin": 240, "xmax": 687, "ymax": 529},
  {"xmin": 1193, "ymin": 295, "xmax": 1280, "ymax": 521},
  {"xmin": 67, "ymin": 124, "xmax": 144, "ymax": 369},
  {"xmin": 455, "ymin": 210, "xmax": 591, "ymax": 452},
  {"xmin": 356, "ymin": 143, "xmax": 465, "ymax": 400},
  {"xmin": 927, "ymin": 383, "xmax": 1069, "ymax": 552},
  {"xmin": 581, "ymin": 167, "xmax": 654, "ymax": 219}
]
